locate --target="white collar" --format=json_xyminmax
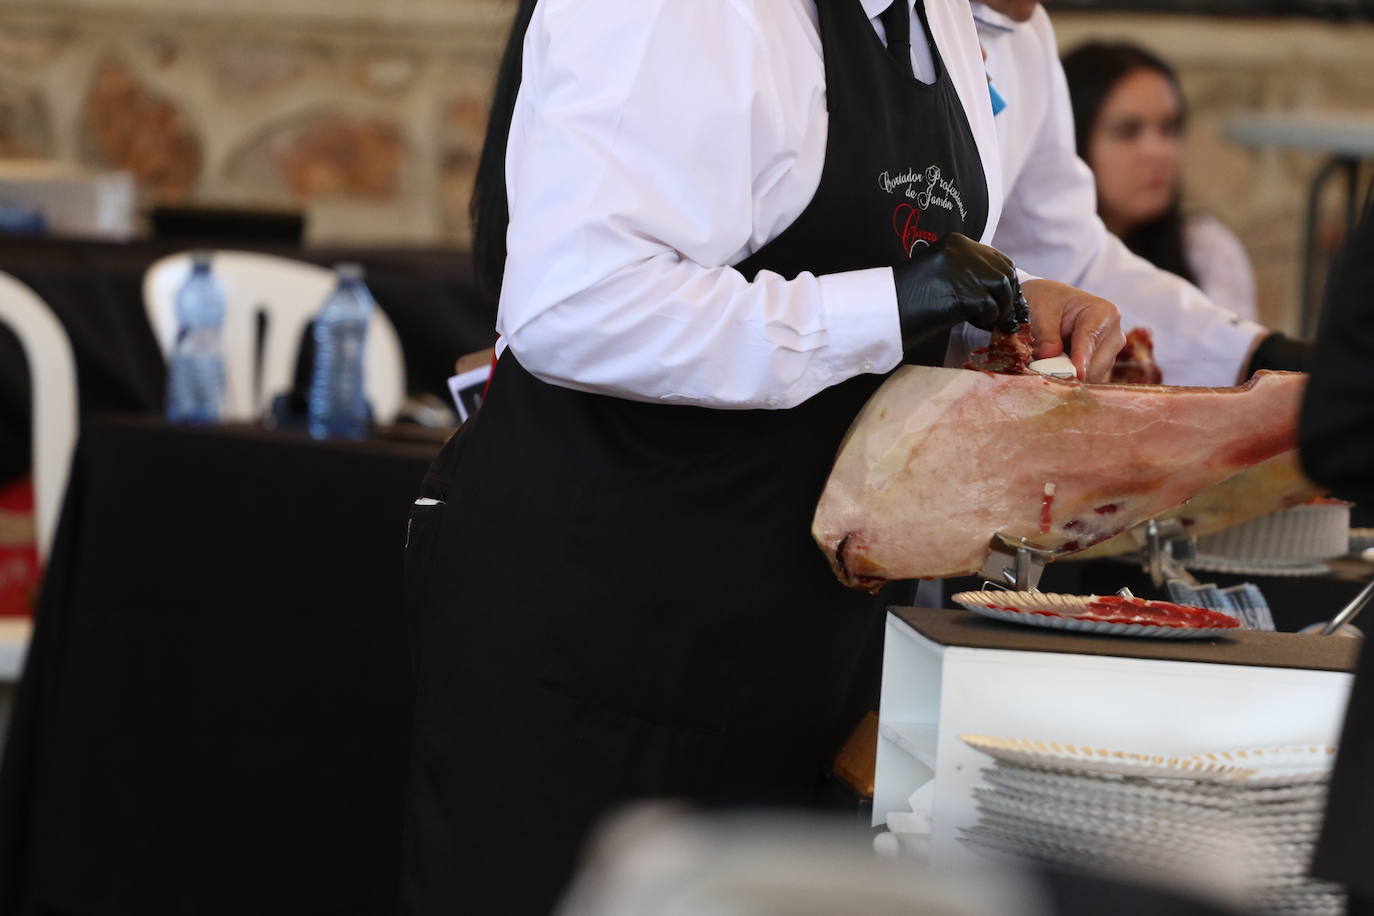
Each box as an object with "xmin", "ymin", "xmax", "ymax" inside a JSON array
[
  {"xmin": 860, "ymin": 0, "xmax": 910, "ymax": 20},
  {"xmin": 969, "ymin": 2, "xmax": 1017, "ymax": 33}
]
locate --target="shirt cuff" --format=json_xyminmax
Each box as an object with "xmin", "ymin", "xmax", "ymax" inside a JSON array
[
  {"xmin": 1160, "ymin": 317, "xmax": 1267, "ymax": 388},
  {"xmin": 815, "ymin": 267, "xmax": 903, "ymax": 382}
]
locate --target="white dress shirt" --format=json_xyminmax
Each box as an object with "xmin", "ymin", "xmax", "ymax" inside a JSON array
[
  {"xmin": 1185, "ymin": 213, "xmax": 1259, "ymax": 322},
  {"xmin": 498, "ymin": 0, "xmax": 1002, "ymax": 409},
  {"xmin": 974, "ymin": 3, "xmax": 1266, "ymax": 387}
]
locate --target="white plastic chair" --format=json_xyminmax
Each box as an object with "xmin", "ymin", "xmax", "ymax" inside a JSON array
[
  {"xmin": 0, "ymin": 270, "xmax": 77, "ymax": 564},
  {"xmin": 142, "ymin": 250, "xmax": 407, "ymax": 423}
]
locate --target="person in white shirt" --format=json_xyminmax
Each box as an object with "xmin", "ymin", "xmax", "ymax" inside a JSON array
[
  {"xmin": 399, "ymin": 2, "xmax": 1122, "ymax": 913},
  {"xmin": 1062, "ymin": 39, "xmax": 1257, "ymax": 322},
  {"xmin": 974, "ymin": 0, "xmax": 1314, "ymax": 385}
]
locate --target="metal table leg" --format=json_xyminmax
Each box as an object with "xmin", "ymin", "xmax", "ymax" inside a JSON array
[{"xmin": 1302, "ymin": 155, "xmax": 1367, "ymax": 338}]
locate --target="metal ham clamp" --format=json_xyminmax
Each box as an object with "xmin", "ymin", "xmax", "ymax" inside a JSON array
[
  {"xmin": 1141, "ymin": 518, "xmax": 1202, "ymax": 589},
  {"xmin": 978, "ymin": 534, "xmax": 1056, "ymax": 591}
]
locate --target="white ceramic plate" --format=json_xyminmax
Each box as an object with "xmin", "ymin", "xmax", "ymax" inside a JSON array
[
  {"xmin": 952, "ymin": 590, "xmax": 1092, "ymax": 613},
  {"xmin": 961, "ymin": 735, "xmax": 1256, "ymax": 782},
  {"xmin": 970, "ymin": 814, "xmax": 1210, "ymax": 857},
  {"xmin": 975, "ymin": 785, "xmax": 1235, "ymax": 822},
  {"xmin": 979, "ymin": 765, "xmax": 1239, "ymax": 806},
  {"xmin": 1186, "ymin": 745, "xmax": 1336, "ymax": 787},
  {"xmin": 951, "ymin": 590, "xmax": 1238, "ymax": 640},
  {"xmin": 974, "ymin": 803, "xmax": 1310, "ymax": 862},
  {"xmin": 1187, "ymin": 555, "xmax": 1331, "ymax": 578},
  {"xmin": 1253, "ymin": 891, "xmax": 1347, "ymax": 916},
  {"xmin": 972, "ymin": 808, "xmax": 1321, "ymax": 870},
  {"xmin": 1252, "ymin": 892, "xmax": 1346, "ymax": 915},
  {"xmin": 1237, "ymin": 796, "xmax": 1329, "ymax": 817},
  {"xmin": 980, "ymin": 772, "xmax": 1240, "ymax": 815},
  {"xmin": 1234, "ymin": 813, "xmax": 1325, "ymax": 836},
  {"xmin": 960, "ymin": 820, "xmax": 1220, "ymax": 872},
  {"xmin": 966, "ymin": 817, "xmax": 1319, "ymax": 894},
  {"xmin": 973, "ymin": 789, "xmax": 1236, "ymax": 836}
]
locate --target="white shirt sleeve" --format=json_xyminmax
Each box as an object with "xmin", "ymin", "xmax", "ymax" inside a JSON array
[
  {"xmin": 497, "ymin": 0, "xmax": 902, "ymax": 410},
  {"xmin": 1185, "ymin": 214, "xmax": 1259, "ymax": 323},
  {"xmin": 988, "ymin": 11, "xmax": 1265, "ymax": 388}
]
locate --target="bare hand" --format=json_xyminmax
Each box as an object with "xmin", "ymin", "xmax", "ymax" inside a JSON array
[{"xmin": 1021, "ymin": 278, "xmax": 1125, "ymax": 383}]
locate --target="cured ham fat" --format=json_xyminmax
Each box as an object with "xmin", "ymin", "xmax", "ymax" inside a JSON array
[{"xmin": 1068, "ymin": 451, "xmax": 1324, "ymax": 560}]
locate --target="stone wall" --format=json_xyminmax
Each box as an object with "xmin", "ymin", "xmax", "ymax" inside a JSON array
[
  {"xmin": 0, "ymin": 1, "xmax": 1371, "ymax": 331},
  {"xmin": 1053, "ymin": 12, "xmax": 1374, "ymax": 333},
  {"xmin": 0, "ymin": 0, "xmax": 512, "ymax": 247}
]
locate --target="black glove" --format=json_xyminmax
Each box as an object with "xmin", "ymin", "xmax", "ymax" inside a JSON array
[
  {"xmin": 1247, "ymin": 332, "xmax": 1316, "ymax": 375},
  {"xmin": 892, "ymin": 233, "xmax": 1027, "ymax": 362}
]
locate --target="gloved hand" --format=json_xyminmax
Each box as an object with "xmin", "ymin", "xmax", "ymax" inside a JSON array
[
  {"xmin": 893, "ymin": 233, "xmax": 1027, "ymax": 361},
  {"xmin": 1248, "ymin": 332, "xmax": 1316, "ymax": 375}
]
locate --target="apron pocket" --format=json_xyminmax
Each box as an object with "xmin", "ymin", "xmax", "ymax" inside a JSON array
[
  {"xmin": 529, "ymin": 680, "xmax": 730, "ymax": 802},
  {"xmin": 538, "ymin": 445, "xmax": 794, "ymax": 731}
]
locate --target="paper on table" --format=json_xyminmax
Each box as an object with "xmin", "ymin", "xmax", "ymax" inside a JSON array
[
  {"xmin": 902, "ymin": 781, "xmax": 935, "ymax": 834},
  {"xmin": 447, "ymin": 366, "xmax": 491, "ymax": 423}
]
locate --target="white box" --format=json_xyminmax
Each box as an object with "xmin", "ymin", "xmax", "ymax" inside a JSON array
[{"xmin": 873, "ymin": 608, "xmax": 1357, "ymax": 867}]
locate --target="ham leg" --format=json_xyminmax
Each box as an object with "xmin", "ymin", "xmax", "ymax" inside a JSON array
[
  {"xmin": 1067, "ymin": 451, "xmax": 1325, "ymax": 560},
  {"xmin": 812, "ymin": 367, "xmax": 1306, "ymax": 592}
]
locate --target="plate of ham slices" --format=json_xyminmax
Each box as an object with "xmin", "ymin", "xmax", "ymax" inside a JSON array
[{"xmin": 951, "ymin": 590, "xmax": 1242, "ymax": 639}]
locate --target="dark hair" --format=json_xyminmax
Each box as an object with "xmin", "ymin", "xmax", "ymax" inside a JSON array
[
  {"xmin": 471, "ymin": 0, "xmax": 540, "ymax": 304},
  {"xmin": 1061, "ymin": 41, "xmax": 1197, "ymax": 286}
]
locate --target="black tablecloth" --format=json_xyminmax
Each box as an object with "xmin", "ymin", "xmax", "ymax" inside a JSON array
[
  {"xmin": 0, "ymin": 236, "xmax": 495, "ymax": 485},
  {"xmin": 0, "ymin": 414, "xmax": 440, "ymax": 916}
]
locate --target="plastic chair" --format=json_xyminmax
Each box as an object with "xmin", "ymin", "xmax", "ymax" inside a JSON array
[
  {"xmin": 142, "ymin": 250, "xmax": 407, "ymax": 423},
  {"xmin": 0, "ymin": 270, "xmax": 77, "ymax": 563}
]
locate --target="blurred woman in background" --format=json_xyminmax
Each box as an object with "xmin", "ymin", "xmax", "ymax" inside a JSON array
[{"xmin": 1062, "ymin": 41, "xmax": 1258, "ymax": 322}]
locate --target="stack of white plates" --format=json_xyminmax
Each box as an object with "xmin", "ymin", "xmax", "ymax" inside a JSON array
[
  {"xmin": 959, "ymin": 736, "xmax": 1344, "ymax": 915},
  {"xmin": 1190, "ymin": 501, "xmax": 1352, "ymax": 577}
]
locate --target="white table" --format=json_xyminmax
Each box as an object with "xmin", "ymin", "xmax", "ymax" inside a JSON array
[
  {"xmin": 1226, "ymin": 112, "xmax": 1374, "ymax": 336},
  {"xmin": 1227, "ymin": 113, "xmax": 1374, "ymax": 160},
  {"xmin": 0, "ymin": 160, "xmax": 135, "ymax": 239},
  {"xmin": 873, "ymin": 608, "xmax": 1358, "ymax": 866}
]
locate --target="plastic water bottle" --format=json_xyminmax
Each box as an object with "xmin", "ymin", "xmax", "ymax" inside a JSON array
[
  {"xmin": 165, "ymin": 250, "xmax": 226, "ymax": 424},
  {"xmin": 307, "ymin": 263, "xmax": 373, "ymax": 440}
]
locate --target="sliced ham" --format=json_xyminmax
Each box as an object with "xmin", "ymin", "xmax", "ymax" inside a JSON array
[
  {"xmin": 812, "ymin": 367, "xmax": 1307, "ymax": 591},
  {"xmin": 965, "ymin": 325, "xmax": 1034, "ymax": 374},
  {"xmin": 1079, "ymin": 596, "xmax": 1240, "ymax": 629}
]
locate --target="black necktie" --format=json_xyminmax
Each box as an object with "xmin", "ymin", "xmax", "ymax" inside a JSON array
[{"xmin": 879, "ymin": 0, "xmax": 915, "ymax": 80}]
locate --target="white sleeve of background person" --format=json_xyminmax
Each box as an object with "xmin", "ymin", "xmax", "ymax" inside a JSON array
[
  {"xmin": 1185, "ymin": 213, "xmax": 1260, "ymax": 323},
  {"xmin": 988, "ymin": 9, "xmax": 1265, "ymax": 387},
  {"xmin": 498, "ymin": 0, "xmax": 902, "ymax": 410}
]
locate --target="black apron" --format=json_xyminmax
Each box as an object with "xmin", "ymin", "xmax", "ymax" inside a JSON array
[{"xmin": 399, "ymin": 2, "xmax": 988, "ymax": 913}]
